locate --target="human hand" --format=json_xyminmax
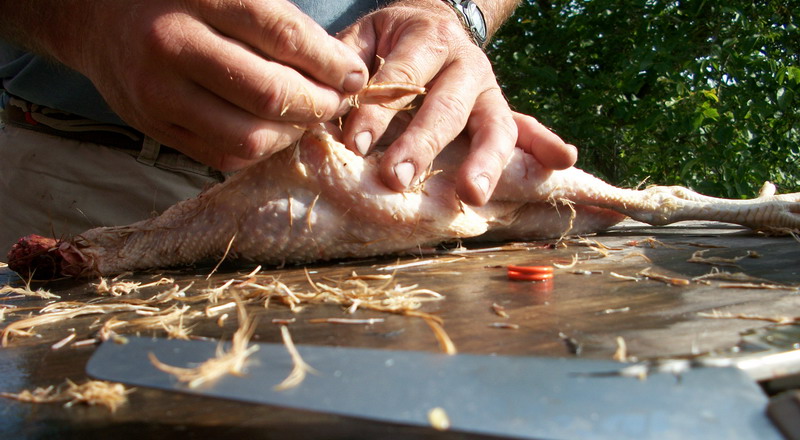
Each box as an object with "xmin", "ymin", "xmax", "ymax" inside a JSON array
[
  {"xmin": 338, "ymin": 0, "xmax": 573, "ymax": 205},
  {"xmin": 58, "ymin": 0, "xmax": 368, "ymax": 171},
  {"xmin": 353, "ymin": 108, "xmax": 577, "ymax": 172}
]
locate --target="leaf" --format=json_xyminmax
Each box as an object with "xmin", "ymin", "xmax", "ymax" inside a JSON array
[
  {"xmin": 703, "ymin": 107, "xmax": 720, "ymax": 120},
  {"xmin": 776, "ymin": 87, "xmax": 793, "ymax": 110},
  {"xmin": 680, "ymin": 158, "xmax": 700, "ymax": 180},
  {"xmin": 701, "ymin": 90, "xmax": 720, "ymax": 102},
  {"xmin": 787, "ymin": 67, "xmax": 800, "ymax": 84},
  {"xmin": 691, "ymin": 113, "xmax": 706, "ymax": 131}
]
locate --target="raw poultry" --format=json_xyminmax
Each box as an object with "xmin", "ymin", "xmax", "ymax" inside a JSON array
[{"xmin": 8, "ymin": 119, "xmax": 799, "ymax": 278}]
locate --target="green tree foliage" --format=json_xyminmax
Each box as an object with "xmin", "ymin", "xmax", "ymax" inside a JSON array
[{"xmin": 490, "ymin": 0, "xmax": 799, "ymax": 197}]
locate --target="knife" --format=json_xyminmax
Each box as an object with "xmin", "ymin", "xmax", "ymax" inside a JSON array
[{"xmin": 87, "ymin": 336, "xmax": 780, "ymax": 439}]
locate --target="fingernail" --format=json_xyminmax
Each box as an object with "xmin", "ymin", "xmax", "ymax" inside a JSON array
[
  {"xmin": 568, "ymin": 143, "xmax": 579, "ymax": 154},
  {"xmin": 394, "ymin": 161, "xmax": 416, "ymax": 188},
  {"xmin": 565, "ymin": 144, "xmax": 579, "ymax": 166},
  {"xmin": 354, "ymin": 131, "xmax": 372, "ymax": 156},
  {"xmin": 342, "ymin": 71, "xmax": 366, "ymax": 94},
  {"xmin": 474, "ymin": 174, "xmax": 491, "ymax": 199}
]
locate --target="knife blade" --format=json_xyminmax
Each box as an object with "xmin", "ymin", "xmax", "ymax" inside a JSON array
[{"xmin": 86, "ymin": 336, "xmax": 780, "ymax": 439}]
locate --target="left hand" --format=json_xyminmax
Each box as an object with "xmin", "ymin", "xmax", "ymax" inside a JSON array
[{"xmin": 339, "ymin": 0, "xmax": 571, "ymax": 206}]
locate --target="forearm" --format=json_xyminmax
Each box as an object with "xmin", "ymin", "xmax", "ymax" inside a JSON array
[
  {"xmin": 0, "ymin": 1, "xmax": 97, "ymax": 69},
  {"xmin": 474, "ymin": 0, "xmax": 520, "ymax": 38}
]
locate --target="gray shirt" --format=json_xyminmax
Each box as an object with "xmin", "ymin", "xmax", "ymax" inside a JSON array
[{"xmin": 0, "ymin": 0, "xmax": 390, "ymax": 125}]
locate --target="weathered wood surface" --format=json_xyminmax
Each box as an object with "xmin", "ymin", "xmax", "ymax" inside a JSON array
[{"xmin": 1, "ymin": 220, "xmax": 798, "ymax": 439}]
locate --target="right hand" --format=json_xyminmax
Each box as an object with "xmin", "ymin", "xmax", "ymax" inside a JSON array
[
  {"xmin": 512, "ymin": 113, "xmax": 577, "ymax": 171},
  {"xmin": 63, "ymin": 0, "xmax": 368, "ymax": 171},
  {"xmin": 336, "ymin": 2, "xmax": 576, "ymax": 206}
]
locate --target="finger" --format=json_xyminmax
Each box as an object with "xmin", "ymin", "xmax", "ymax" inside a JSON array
[
  {"xmin": 456, "ymin": 89, "xmax": 517, "ymax": 206},
  {"xmin": 167, "ymin": 18, "xmax": 349, "ymax": 123},
  {"xmin": 132, "ymin": 79, "xmax": 304, "ymax": 171},
  {"xmin": 339, "ymin": 20, "xmax": 451, "ymax": 156},
  {"xmin": 338, "ymin": 23, "xmax": 384, "ymax": 156},
  {"xmin": 513, "ymin": 112, "xmax": 578, "ymax": 170},
  {"xmin": 341, "ymin": 104, "xmax": 416, "ymax": 156},
  {"xmin": 377, "ymin": 111, "xmax": 414, "ymax": 147},
  {"xmin": 202, "ymin": 0, "xmax": 368, "ymax": 93},
  {"xmin": 336, "ymin": 17, "xmax": 378, "ymax": 71},
  {"xmin": 342, "ymin": 102, "xmax": 405, "ymax": 156},
  {"xmin": 379, "ymin": 60, "xmax": 480, "ymax": 192}
]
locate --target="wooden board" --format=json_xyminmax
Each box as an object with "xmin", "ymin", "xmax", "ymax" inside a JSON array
[{"xmin": 1, "ymin": 220, "xmax": 798, "ymax": 438}]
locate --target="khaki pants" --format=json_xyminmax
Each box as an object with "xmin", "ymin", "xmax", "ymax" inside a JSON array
[{"xmin": 0, "ymin": 122, "xmax": 224, "ymax": 256}]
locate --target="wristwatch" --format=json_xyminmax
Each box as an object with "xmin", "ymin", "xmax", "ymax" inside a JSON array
[{"xmin": 441, "ymin": 0, "xmax": 488, "ymax": 47}]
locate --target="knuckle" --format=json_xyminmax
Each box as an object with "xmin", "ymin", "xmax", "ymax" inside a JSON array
[
  {"xmin": 479, "ymin": 119, "xmax": 518, "ymax": 168},
  {"xmin": 233, "ymin": 130, "xmax": 269, "ymax": 161},
  {"xmin": 484, "ymin": 143, "xmax": 513, "ymax": 170},
  {"xmin": 494, "ymin": 113, "xmax": 519, "ymax": 140},
  {"xmin": 264, "ymin": 15, "xmax": 306, "ymax": 60},
  {"xmin": 250, "ymin": 77, "xmax": 287, "ymax": 117},
  {"xmin": 453, "ymin": 55, "xmax": 492, "ymax": 78},
  {"xmin": 412, "ymin": 126, "xmax": 445, "ymax": 159},
  {"xmin": 254, "ymin": 83, "xmax": 337, "ymax": 122},
  {"xmin": 432, "ymin": 95, "xmax": 471, "ymax": 129},
  {"xmin": 142, "ymin": 14, "xmax": 195, "ymax": 58},
  {"xmin": 229, "ymin": 127, "xmax": 299, "ymax": 162},
  {"xmin": 381, "ymin": 59, "xmax": 426, "ymax": 87},
  {"xmin": 141, "ymin": 18, "xmax": 171, "ymax": 53},
  {"xmin": 425, "ymin": 25, "xmax": 453, "ymax": 57}
]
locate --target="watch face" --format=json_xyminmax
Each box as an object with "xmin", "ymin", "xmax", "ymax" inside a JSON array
[
  {"xmin": 448, "ymin": 0, "xmax": 487, "ymax": 46},
  {"xmin": 464, "ymin": 2, "xmax": 487, "ymax": 42}
]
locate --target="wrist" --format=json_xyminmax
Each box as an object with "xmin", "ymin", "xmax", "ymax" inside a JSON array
[
  {"xmin": 440, "ymin": 0, "xmax": 488, "ymax": 47},
  {"xmin": 390, "ymin": 0, "xmax": 518, "ymax": 42}
]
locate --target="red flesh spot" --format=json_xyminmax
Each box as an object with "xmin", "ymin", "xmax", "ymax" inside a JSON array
[{"xmin": 7, "ymin": 234, "xmax": 64, "ymax": 279}]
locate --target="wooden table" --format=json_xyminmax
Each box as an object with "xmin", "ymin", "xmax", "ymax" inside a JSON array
[{"xmin": 1, "ymin": 221, "xmax": 798, "ymax": 439}]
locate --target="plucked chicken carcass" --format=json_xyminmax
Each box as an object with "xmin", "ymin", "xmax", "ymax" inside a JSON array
[{"xmin": 8, "ymin": 119, "xmax": 800, "ymax": 279}]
